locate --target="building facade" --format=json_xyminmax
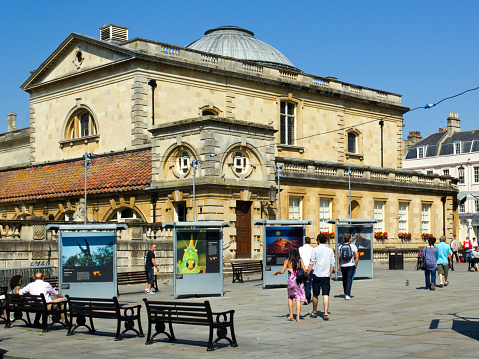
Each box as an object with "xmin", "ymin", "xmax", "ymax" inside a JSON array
[
  {"xmin": 403, "ymin": 113, "xmax": 478, "ymax": 241},
  {"xmin": 0, "ymin": 25, "xmax": 458, "ymax": 270}
]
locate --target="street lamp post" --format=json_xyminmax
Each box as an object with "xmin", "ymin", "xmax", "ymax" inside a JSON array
[
  {"xmin": 192, "ymin": 160, "xmax": 199, "ymax": 222},
  {"xmin": 84, "ymin": 153, "xmax": 92, "ymax": 224},
  {"xmin": 276, "ymin": 165, "xmax": 283, "ymax": 220}
]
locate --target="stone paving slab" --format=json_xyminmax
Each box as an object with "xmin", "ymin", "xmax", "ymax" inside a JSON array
[{"xmin": 1, "ymin": 264, "xmax": 479, "ymax": 358}]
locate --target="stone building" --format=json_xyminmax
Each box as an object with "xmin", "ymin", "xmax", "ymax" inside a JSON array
[
  {"xmin": 403, "ymin": 113, "xmax": 478, "ymax": 241},
  {"xmin": 0, "ymin": 25, "xmax": 458, "ymax": 270}
]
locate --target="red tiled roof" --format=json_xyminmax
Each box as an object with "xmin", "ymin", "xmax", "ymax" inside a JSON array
[{"xmin": 0, "ymin": 149, "xmax": 151, "ymax": 203}]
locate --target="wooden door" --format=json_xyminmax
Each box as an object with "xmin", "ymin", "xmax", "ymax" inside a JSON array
[{"xmin": 235, "ymin": 201, "xmax": 252, "ymax": 259}]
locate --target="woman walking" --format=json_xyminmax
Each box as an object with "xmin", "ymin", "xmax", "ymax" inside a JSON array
[
  {"xmin": 272, "ymin": 246, "xmax": 307, "ymax": 321},
  {"xmin": 337, "ymin": 234, "xmax": 359, "ymax": 300},
  {"xmin": 423, "ymin": 237, "xmax": 438, "ymax": 290}
]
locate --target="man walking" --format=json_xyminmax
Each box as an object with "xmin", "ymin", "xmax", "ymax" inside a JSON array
[
  {"xmin": 337, "ymin": 234, "xmax": 359, "ymax": 300},
  {"xmin": 145, "ymin": 244, "xmax": 159, "ymax": 294},
  {"xmin": 450, "ymin": 234, "xmax": 459, "ymax": 263},
  {"xmin": 299, "ymin": 237, "xmax": 313, "ymax": 304},
  {"xmin": 436, "ymin": 236, "xmax": 452, "ymax": 287},
  {"xmin": 307, "ymin": 233, "xmax": 335, "ymax": 320}
]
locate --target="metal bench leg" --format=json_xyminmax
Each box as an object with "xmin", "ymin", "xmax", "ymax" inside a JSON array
[
  {"xmin": 115, "ymin": 319, "xmax": 122, "ymax": 341},
  {"xmin": 230, "ymin": 323, "xmax": 238, "ymax": 347},
  {"xmin": 207, "ymin": 326, "xmax": 215, "ymax": 351}
]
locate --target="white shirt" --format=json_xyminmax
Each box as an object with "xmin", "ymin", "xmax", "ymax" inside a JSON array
[
  {"xmin": 19, "ymin": 279, "xmax": 59, "ymax": 303},
  {"xmin": 299, "ymin": 244, "xmax": 313, "ymax": 269},
  {"xmin": 309, "ymin": 244, "xmax": 335, "ymax": 277},
  {"xmin": 472, "ymin": 239, "xmax": 478, "ymax": 248}
]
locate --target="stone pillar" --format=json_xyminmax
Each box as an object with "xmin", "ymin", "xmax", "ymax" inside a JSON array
[{"xmin": 7, "ymin": 112, "xmax": 17, "ymax": 132}]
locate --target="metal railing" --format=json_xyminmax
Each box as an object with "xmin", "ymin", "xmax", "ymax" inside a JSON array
[{"xmin": 0, "ymin": 265, "xmax": 57, "ymax": 289}]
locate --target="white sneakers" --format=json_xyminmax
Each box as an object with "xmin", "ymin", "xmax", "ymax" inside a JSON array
[{"xmin": 345, "ymin": 295, "xmax": 351, "ymax": 300}]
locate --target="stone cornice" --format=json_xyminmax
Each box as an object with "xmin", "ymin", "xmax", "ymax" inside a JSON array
[{"xmin": 22, "ymin": 34, "xmax": 409, "ymax": 114}]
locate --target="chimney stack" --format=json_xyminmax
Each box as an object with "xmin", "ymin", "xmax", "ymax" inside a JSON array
[
  {"xmin": 447, "ymin": 112, "xmax": 461, "ymax": 135},
  {"xmin": 7, "ymin": 112, "xmax": 17, "ymax": 132},
  {"xmin": 407, "ymin": 131, "xmax": 422, "ymax": 144}
]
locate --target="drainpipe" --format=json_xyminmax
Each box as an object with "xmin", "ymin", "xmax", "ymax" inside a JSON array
[{"xmin": 148, "ymin": 80, "xmax": 157, "ymax": 126}]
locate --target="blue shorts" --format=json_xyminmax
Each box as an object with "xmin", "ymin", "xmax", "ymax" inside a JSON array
[
  {"xmin": 312, "ymin": 275, "xmax": 330, "ymax": 297},
  {"xmin": 146, "ymin": 268, "xmax": 155, "ymax": 285}
]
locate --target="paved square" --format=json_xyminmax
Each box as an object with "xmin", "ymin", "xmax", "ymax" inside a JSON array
[{"xmin": 1, "ymin": 263, "xmax": 478, "ymax": 358}]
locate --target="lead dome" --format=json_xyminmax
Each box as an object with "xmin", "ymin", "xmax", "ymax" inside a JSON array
[{"xmin": 186, "ymin": 26, "xmax": 298, "ymax": 71}]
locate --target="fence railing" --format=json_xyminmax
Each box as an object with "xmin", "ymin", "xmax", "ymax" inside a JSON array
[{"xmin": 0, "ymin": 265, "xmax": 57, "ymax": 289}]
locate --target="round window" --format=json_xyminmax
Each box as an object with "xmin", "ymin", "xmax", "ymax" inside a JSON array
[{"xmin": 176, "ymin": 151, "xmax": 190, "ymax": 174}]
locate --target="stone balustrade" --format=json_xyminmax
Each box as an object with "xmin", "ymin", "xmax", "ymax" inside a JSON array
[
  {"xmin": 276, "ymin": 157, "xmax": 457, "ymax": 193},
  {"xmin": 124, "ymin": 39, "xmax": 403, "ymax": 108}
]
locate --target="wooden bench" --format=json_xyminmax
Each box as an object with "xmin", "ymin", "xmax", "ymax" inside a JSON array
[
  {"xmin": 117, "ymin": 271, "xmax": 158, "ymax": 293},
  {"xmin": 4, "ymin": 293, "xmax": 67, "ymax": 332},
  {"xmin": 65, "ymin": 295, "xmax": 144, "ymax": 341},
  {"xmin": 143, "ymin": 299, "xmax": 238, "ymax": 351},
  {"xmin": 231, "ymin": 260, "xmax": 263, "ymax": 283}
]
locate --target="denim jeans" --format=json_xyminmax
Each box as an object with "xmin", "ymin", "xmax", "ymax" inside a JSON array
[
  {"xmin": 465, "ymin": 250, "xmax": 472, "ymax": 263},
  {"xmin": 425, "ymin": 269, "xmax": 436, "ymax": 289},
  {"xmin": 304, "ymin": 271, "xmax": 313, "ymax": 303},
  {"xmin": 340, "ymin": 266, "xmax": 355, "ymax": 296}
]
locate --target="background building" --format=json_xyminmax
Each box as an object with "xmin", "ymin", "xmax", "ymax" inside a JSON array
[
  {"xmin": 403, "ymin": 112, "xmax": 478, "ymax": 240},
  {"xmin": 0, "ymin": 25, "xmax": 457, "ymax": 271}
]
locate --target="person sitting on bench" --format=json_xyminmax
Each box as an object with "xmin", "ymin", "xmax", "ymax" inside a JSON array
[
  {"xmin": 471, "ymin": 245, "xmax": 479, "ymax": 272},
  {"xmin": 19, "ymin": 272, "xmax": 66, "ymax": 325}
]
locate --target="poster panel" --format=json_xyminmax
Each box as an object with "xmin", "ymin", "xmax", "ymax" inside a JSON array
[
  {"xmin": 62, "ymin": 232, "xmax": 115, "ymax": 283},
  {"xmin": 263, "ymin": 226, "xmax": 304, "ymax": 287},
  {"xmin": 265, "ymin": 226, "xmax": 304, "ymax": 266},
  {"xmin": 174, "ymin": 228, "xmax": 223, "ymax": 297},
  {"xmin": 335, "ymin": 224, "xmax": 373, "ymax": 278},
  {"xmin": 176, "ymin": 228, "xmax": 220, "ymax": 275}
]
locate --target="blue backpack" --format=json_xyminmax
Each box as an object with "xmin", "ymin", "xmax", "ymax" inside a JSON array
[{"xmin": 340, "ymin": 244, "xmax": 353, "ymax": 261}]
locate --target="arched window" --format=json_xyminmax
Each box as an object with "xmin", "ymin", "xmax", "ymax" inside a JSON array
[
  {"xmin": 108, "ymin": 208, "xmax": 142, "ymax": 222},
  {"xmin": 280, "ymin": 101, "xmax": 296, "ymax": 145},
  {"xmin": 202, "ymin": 109, "xmax": 218, "ymax": 116},
  {"xmin": 347, "ymin": 132, "xmax": 357, "ymax": 153},
  {"xmin": 65, "ymin": 109, "xmax": 97, "ymax": 139}
]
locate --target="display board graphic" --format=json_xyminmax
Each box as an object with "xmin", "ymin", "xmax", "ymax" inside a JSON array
[
  {"xmin": 265, "ymin": 226, "xmax": 304, "ymax": 266},
  {"xmin": 335, "ymin": 223, "xmax": 374, "ymax": 279},
  {"xmin": 336, "ymin": 224, "xmax": 372, "ymax": 260},
  {"xmin": 62, "ymin": 232, "xmax": 114, "ymax": 283},
  {"xmin": 176, "ymin": 229, "xmax": 220, "ymax": 274}
]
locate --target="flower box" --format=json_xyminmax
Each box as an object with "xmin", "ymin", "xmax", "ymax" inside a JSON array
[{"xmin": 374, "ymin": 231, "xmax": 388, "ymax": 240}]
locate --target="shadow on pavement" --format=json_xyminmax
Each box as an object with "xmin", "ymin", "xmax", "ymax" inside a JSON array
[{"xmin": 451, "ymin": 318, "xmax": 479, "ymax": 341}]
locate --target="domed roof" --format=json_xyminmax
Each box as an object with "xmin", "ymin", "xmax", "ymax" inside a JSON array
[{"xmin": 186, "ymin": 26, "xmax": 298, "ymax": 71}]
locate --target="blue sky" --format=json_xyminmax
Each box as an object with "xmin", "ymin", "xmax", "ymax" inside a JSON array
[{"xmin": 1, "ymin": 0, "xmax": 478, "ymax": 140}]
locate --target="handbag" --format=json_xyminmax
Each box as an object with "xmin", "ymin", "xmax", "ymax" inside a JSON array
[
  {"xmin": 420, "ymin": 248, "xmax": 427, "ymax": 270},
  {"xmin": 296, "ymin": 266, "xmax": 308, "ymax": 284}
]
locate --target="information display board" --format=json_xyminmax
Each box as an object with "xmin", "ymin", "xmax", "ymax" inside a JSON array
[
  {"xmin": 59, "ymin": 231, "xmax": 117, "ymax": 298},
  {"xmin": 263, "ymin": 226, "xmax": 304, "ymax": 287},
  {"xmin": 174, "ymin": 228, "xmax": 223, "ymax": 297},
  {"xmin": 335, "ymin": 223, "xmax": 374, "ymax": 279}
]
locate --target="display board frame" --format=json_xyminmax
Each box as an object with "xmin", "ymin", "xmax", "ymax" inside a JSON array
[
  {"xmin": 328, "ymin": 219, "xmax": 375, "ymax": 280},
  {"xmin": 46, "ymin": 224, "xmax": 127, "ymax": 298},
  {"xmin": 163, "ymin": 222, "xmax": 230, "ymax": 298},
  {"xmin": 254, "ymin": 220, "xmax": 312, "ymax": 288}
]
